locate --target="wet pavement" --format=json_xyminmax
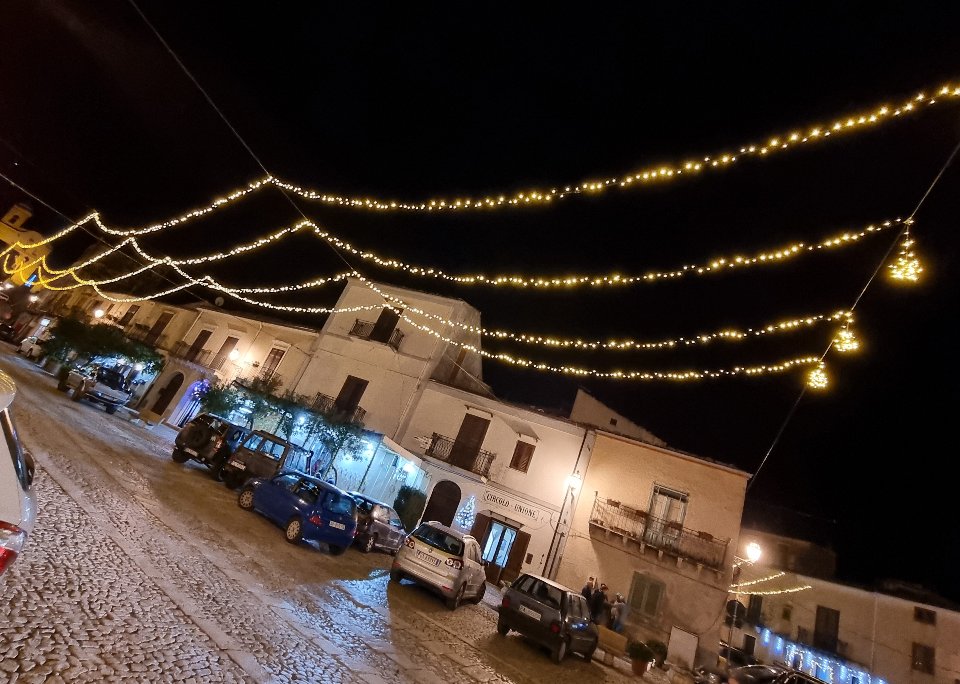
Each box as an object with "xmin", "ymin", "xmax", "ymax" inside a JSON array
[{"xmin": 0, "ymin": 347, "xmax": 665, "ymax": 683}]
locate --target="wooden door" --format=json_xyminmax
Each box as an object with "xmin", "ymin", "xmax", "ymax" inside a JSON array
[
  {"xmin": 449, "ymin": 414, "xmax": 489, "ymax": 470},
  {"xmin": 501, "ymin": 530, "xmax": 530, "ymax": 584}
]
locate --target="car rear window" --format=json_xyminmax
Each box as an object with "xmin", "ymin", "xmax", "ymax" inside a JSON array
[
  {"xmin": 352, "ymin": 496, "xmax": 373, "ymax": 513},
  {"xmin": 514, "ymin": 576, "xmax": 563, "ymax": 610},
  {"xmin": 412, "ymin": 524, "xmax": 463, "ymax": 556},
  {"xmin": 324, "ymin": 492, "xmax": 355, "ymax": 517}
]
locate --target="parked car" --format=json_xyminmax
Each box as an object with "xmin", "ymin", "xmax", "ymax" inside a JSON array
[
  {"xmin": 726, "ymin": 665, "xmax": 826, "ymax": 684},
  {"xmin": 390, "ymin": 520, "xmax": 487, "ymax": 610},
  {"xmin": 237, "ymin": 472, "xmax": 358, "ymax": 555},
  {"xmin": 497, "ymin": 572, "xmax": 598, "ymax": 663},
  {"xmin": 0, "ymin": 323, "xmax": 17, "ymax": 343},
  {"xmin": 16, "ymin": 336, "xmax": 46, "ymax": 360},
  {"xmin": 0, "ymin": 369, "xmax": 37, "ymax": 580},
  {"xmin": 221, "ymin": 430, "xmax": 314, "ymax": 490},
  {"xmin": 62, "ymin": 365, "xmax": 132, "ymax": 414},
  {"xmin": 172, "ymin": 413, "xmax": 251, "ymax": 480},
  {"xmin": 349, "ymin": 492, "xmax": 406, "ymax": 554}
]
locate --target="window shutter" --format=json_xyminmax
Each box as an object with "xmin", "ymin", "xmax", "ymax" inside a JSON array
[{"xmin": 509, "ymin": 442, "xmax": 535, "ymax": 472}]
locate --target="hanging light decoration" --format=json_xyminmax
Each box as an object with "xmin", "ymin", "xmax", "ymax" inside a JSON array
[
  {"xmin": 833, "ymin": 321, "xmax": 860, "ymax": 353},
  {"xmin": 888, "ymin": 229, "xmax": 923, "ymax": 283},
  {"xmin": 806, "ymin": 362, "xmax": 829, "ymax": 390}
]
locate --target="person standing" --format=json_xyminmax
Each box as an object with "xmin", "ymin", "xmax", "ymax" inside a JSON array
[
  {"xmin": 610, "ymin": 593, "xmax": 628, "ymax": 632},
  {"xmin": 591, "ymin": 582, "xmax": 609, "ymax": 624},
  {"xmin": 581, "ymin": 576, "xmax": 595, "ymax": 601}
]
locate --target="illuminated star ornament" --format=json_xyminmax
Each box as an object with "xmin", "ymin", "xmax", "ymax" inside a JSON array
[
  {"xmin": 806, "ymin": 363, "xmax": 829, "ymax": 390},
  {"xmin": 888, "ymin": 226, "xmax": 923, "ymax": 283}
]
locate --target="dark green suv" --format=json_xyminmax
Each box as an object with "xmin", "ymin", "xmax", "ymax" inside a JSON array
[
  {"xmin": 172, "ymin": 413, "xmax": 251, "ymax": 480},
  {"xmin": 221, "ymin": 430, "xmax": 314, "ymax": 490}
]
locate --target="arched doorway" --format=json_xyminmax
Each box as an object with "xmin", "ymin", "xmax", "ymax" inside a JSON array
[
  {"xmin": 421, "ymin": 480, "xmax": 461, "ymax": 527},
  {"xmin": 152, "ymin": 372, "xmax": 184, "ymax": 416},
  {"xmin": 170, "ymin": 380, "xmax": 205, "ymax": 427}
]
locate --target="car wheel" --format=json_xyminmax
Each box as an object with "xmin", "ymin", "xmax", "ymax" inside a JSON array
[
  {"xmin": 362, "ymin": 534, "xmax": 376, "ymax": 553},
  {"xmin": 583, "ymin": 643, "xmax": 595, "ymax": 663},
  {"xmin": 472, "ymin": 583, "xmax": 486, "ymax": 604},
  {"xmin": 172, "ymin": 449, "xmax": 190, "ymax": 464},
  {"xmin": 105, "ymin": 405, "xmax": 118, "ymax": 415},
  {"xmin": 389, "ymin": 569, "xmax": 403, "ymax": 583},
  {"xmin": 551, "ymin": 638, "xmax": 568, "ymax": 664},
  {"xmin": 211, "ymin": 464, "xmax": 225, "ymax": 481},
  {"xmin": 238, "ymin": 488, "xmax": 255, "ymax": 511},
  {"xmin": 328, "ymin": 544, "xmax": 346, "ymax": 556},
  {"xmin": 285, "ymin": 518, "xmax": 303, "ymax": 545},
  {"xmin": 57, "ymin": 380, "xmax": 69, "ymax": 392},
  {"xmin": 496, "ymin": 619, "xmax": 509, "ymax": 636},
  {"xmin": 446, "ymin": 583, "xmax": 466, "ymax": 610}
]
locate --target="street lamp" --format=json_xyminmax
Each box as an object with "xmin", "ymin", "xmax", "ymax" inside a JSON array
[
  {"xmin": 727, "ymin": 542, "xmax": 763, "ymax": 657},
  {"xmin": 93, "ymin": 308, "xmax": 105, "ymax": 319}
]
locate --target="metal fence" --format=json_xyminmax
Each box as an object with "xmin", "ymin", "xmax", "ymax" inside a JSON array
[
  {"xmin": 425, "ymin": 433, "xmax": 495, "ymax": 478},
  {"xmin": 589, "ymin": 496, "xmax": 728, "ymax": 570},
  {"xmin": 348, "ymin": 319, "xmax": 405, "ymax": 352}
]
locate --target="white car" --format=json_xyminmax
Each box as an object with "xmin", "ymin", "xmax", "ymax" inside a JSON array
[
  {"xmin": 389, "ymin": 520, "xmax": 487, "ymax": 609},
  {"xmin": 0, "ymin": 369, "xmax": 37, "ymax": 579},
  {"xmin": 17, "ymin": 336, "xmax": 45, "ymax": 360}
]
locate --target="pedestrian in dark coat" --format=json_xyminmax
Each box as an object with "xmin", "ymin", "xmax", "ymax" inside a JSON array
[
  {"xmin": 591, "ymin": 582, "xmax": 609, "ymax": 624},
  {"xmin": 581, "ymin": 576, "xmax": 595, "ymax": 601}
]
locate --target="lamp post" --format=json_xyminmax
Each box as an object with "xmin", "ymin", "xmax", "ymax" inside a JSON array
[{"xmin": 727, "ymin": 541, "xmax": 762, "ymax": 655}]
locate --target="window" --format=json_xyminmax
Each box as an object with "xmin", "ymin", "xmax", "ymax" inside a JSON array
[
  {"xmin": 412, "ymin": 524, "xmax": 464, "ymax": 557},
  {"xmin": 273, "ymin": 473, "xmax": 299, "ymax": 491},
  {"xmin": 782, "ymin": 604, "xmax": 793, "ymax": 621},
  {"xmin": 323, "ymin": 492, "xmax": 355, "ymax": 517},
  {"xmin": 914, "ymin": 607, "xmax": 936, "ymax": 625},
  {"xmin": 118, "ymin": 305, "xmax": 140, "ymax": 326},
  {"xmin": 568, "ymin": 593, "xmax": 585, "ymax": 619},
  {"xmin": 649, "ymin": 484, "xmax": 688, "ymax": 523},
  {"xmin": 813, "ymin": 605, "xmax": 840, "ymax": 652},
  {"xmin": 609, "ymin": 418, "xmax": 618, "ymax": 426},
  {"xmin": 628, "ymin": 572, "xmax": 664, "ymax": 618},
  {"xmin": 448, "ymin": 413, "xmax": 490, "ymax": 469},
  {"xmin": 482, "ymin": 520, "xmax": 518, "ymax": 568},
  {"xmin": 261, "ymin": 347, "xmax": 286, "ymax": 375},
  {"xmin": 746, "ymin": 594, "xmax": 763, "ymax": 624},
  {"xmin": 519, "ymin": 577, "xmax": 562, "ymax": 610},
  {"xmin": 369, "ymin": 306, "xmax": 401, "ymax": 343},
  {"xmin": 509, "ymin": 441, "xmax": 535, "ymax": 472},
  {"xmin": 335, "ymin": 375, "xmax": 368, "ymax": 412},
  {"xmin": 912, "ymin": 643, "xmax": 935, "ymax": 674},
  {"xmin": 296, "ymin": 480, "xmax": 321, "ymax": 504},
  {"xmin": 243, "ymin": 434, "xmax": 263, "ymax": 451}
]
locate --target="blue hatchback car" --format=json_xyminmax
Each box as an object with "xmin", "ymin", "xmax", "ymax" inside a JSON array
[{"xmin": 238, "ymin": 472, "xmax": 358, "ymax": 555}]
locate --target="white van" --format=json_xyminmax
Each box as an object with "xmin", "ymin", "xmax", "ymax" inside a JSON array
[{"xmin": 0, "ymin": 369, "xmax": 37, "ymax": 579}]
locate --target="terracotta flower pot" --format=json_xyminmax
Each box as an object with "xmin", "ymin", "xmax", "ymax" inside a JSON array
[{"xmin": 632, "ymin": 659, "xmax": 651, "ymax": 676}]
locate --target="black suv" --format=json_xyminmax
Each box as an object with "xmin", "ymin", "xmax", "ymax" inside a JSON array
[
  {"xmin": 220, "ymin": 430, "xmax": 314, "ymax": 490},
  {"xmin": 172, "ymin": 413, "xmax": 251, "ymax": 480},
  {"xmin": 497, "ymin": 572, "xmax": 598, "ymax": 663}
]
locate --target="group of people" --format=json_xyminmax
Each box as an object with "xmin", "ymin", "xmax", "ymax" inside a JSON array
[{"xmin": 581, "ymin": 576, "xmax": 628, "ymax": 632}]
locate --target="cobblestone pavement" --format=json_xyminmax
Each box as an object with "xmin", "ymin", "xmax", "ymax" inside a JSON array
[{"xmin": 0, "ymin": 348, "xmax": 664, "ymax": 684}]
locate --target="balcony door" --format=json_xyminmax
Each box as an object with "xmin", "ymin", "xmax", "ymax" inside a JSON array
[
  {"xmin": 369, "ymin": 306, "xmax": 401, "ymax": 343},
  {"xmin": 334, "ymin": 375, "xmax": 368, "ymax": 415},
  {"xmin": 260, "ymin": 347, "xmax": 285, "ymax": 377},
  {"xmin": 185, "ymin": 329, "xmax": 212, "ymax": 362},
  {"xmin": 145, "ymin": 311, "xmax": 173, "ymax": 346},
  {"xmin": 212, "ymin": 336, "xmax": 239, "ymax": 370},
  {"xmin": 449, "ymin": 414, "xmax": 489, "ymax": 471},
  {"xmin": 646, "ymin": 484, "xmax": 688, "ymax": 548}
]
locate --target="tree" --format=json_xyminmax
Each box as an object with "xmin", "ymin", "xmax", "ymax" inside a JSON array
[
  {"xmin": 44, "ymin": 316, "xmax": 163, "ymax": 371},
  {"xmin": 197, "ymin": 380, "xmax": 245, "ymax": 418}
]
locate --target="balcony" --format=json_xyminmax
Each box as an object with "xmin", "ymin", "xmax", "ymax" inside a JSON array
[
  {"xmin": 349, "ymin": 319, "xmax": 404, "ymax": 352},
  {"xmin": 588, "ymin": 496, "xmax": 729, "ymax": 571},
  {"xmin": 310, "ymin": 392, "xmax": 367, "ymax": 425},
  {"xmin": 234, "ymin": 368, "xmax": 284, "ymax": 395},
  {"xmin": 126, "ymin": 324, "xmax": 169, "ymax": 350},
  {"xmin": 169, "ymin": 341, "xmax": 213, "ymax": 367},
  {"xmin": 425, "ymin": 433, "xmax": 495, "ymax": 478}
]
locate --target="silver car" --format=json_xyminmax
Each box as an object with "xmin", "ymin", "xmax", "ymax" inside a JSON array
[
  {"xmin": 390, "ymin": 520, "xmax": 487, "ymax": 609},
  {"xmin": 0, "ymin": 369, "xmax": 37, "ymax": 580}
]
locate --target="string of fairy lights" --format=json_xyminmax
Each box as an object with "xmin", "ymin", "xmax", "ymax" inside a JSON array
[
  {"xmin": 7, "ymin": 80, "xmax": 954, "ymax": 233},
  {"xmin": 0, "ymin": 78, "xmax": 939, "ymax": 385}
]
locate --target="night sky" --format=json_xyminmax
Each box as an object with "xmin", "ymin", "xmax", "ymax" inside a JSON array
[{"xmin": 2, "ymin": 3, "xmax": 959, "ymax": 602}]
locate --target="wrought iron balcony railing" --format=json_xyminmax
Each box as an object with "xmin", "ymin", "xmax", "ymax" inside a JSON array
[
  {"xmin": 170, "ymin": 341, "xmax": 213, "ymax": 367},
  {"xmin": 588, "ymin": 496, "xmax": 728, "ymax": 571},
  {"xmin": 348, "ymin": 319, "xmax": 404, "ymax": 352},
  {"xmin": 310, "ymin": 392, "xmax": 367, "ymax": 425},
  {"xmin": 425, "ymin": 432, "xmax": 495, "ymax": 478}
]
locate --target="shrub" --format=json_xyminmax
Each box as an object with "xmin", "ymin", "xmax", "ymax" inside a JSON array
[
  {"xmin": 627, "ymin": 641, "xmax": 656, "ymax": 663},
  {"xmin": 647, "ymin": 639, "xmax": 668, "ymax": 666},
  {"xmin": 393, "ymin": 485, "xmax": 427, "ymax": 532}
]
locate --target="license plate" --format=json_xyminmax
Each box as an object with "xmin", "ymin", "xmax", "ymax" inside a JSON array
[
  {"xmin": 329, "ymin": 521, "xmax": 345, "ymax": 530},
  {"xmin": 416, "ymin": 550, "xmax": 441, "ymax": 566},
  {"xmin": 228, "ymin": 461, "xmax": 246, "ymax": 470},
  {"xmin": 185, "ymin": 448, "xmax": 198, "ymax": 456},
  {"xmin": 518, "ymin": 605, "xmax": 542, "ymax": 620}
]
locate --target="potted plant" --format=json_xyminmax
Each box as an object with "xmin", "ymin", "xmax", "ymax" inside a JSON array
[
  {"xmin": 647, "ymin": 639, "xmax": 668, "ymax": 669},
  {"xmin": 627, "ymin": 640, "xmax": 655, "ymax": 676}
]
